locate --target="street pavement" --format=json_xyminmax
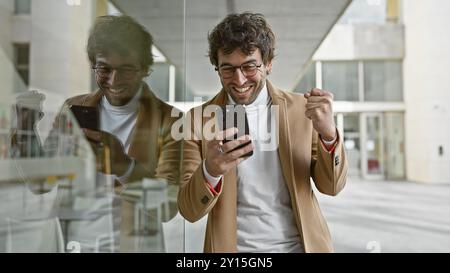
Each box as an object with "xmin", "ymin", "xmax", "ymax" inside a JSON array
[{"xmin": 316, "ymin": 176, "xmax": 450, "ymax": 253}]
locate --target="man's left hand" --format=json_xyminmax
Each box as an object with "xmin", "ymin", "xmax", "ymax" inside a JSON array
[
  {"xmin": 82, "ymin": 128, "xmax": 132, "ymax": 176},
  {"xmin": 304, "ymin": 88, "xmax": 336, "ymax": 141}
]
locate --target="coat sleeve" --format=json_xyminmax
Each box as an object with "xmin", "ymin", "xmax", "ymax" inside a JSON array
[
  {"xmin": 310, "ymin": 129, "xmax": 348, "ymax": 196},
  {"xmin": 177, "ymin": 108, "xmax": 221, "ymax": 223}
]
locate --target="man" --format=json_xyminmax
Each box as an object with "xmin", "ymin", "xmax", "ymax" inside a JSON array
[{"xmin": 178, "ymin": 12, "xmax": 347, "ymax": 253}]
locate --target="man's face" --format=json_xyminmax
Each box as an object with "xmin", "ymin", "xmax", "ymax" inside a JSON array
[
  {"xmin": 217, "ymin": 48, "xmax": 272, "ymax": 105},
  {"xmin": 94, "ymin": 51, "xmax": 146, "ymax": 106}
]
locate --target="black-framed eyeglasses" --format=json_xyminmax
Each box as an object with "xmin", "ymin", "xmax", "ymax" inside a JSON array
[
  {"xmin": 92, "ymin": 65, "xmax": 142, "ymax": 80},
  {"xmin": 215, "ymin": 63, "xmax": 263, "ymax": 79}
]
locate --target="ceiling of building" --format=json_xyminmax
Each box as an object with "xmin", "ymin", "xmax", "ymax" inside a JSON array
[{"xmin": 111, "ymin": 0, "xmax": 352, "ymax": 97}]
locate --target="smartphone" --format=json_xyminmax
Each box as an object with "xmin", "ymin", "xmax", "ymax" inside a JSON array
[
  {"xmin": 69, "ymin": 105, "xmax": 99, "ymax": 131},
  {"xmin": 218, "ymin": 105, "xmax": 253, "ymax": 158}
]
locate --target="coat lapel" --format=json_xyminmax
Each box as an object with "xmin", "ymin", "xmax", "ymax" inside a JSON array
[
  {"xmin": 128, "ymin": 84, "xmax": 160, "ymax": 175},
  {"xmin": 266, "ymin": 81, "xmax": 294, "ymax": 188}
]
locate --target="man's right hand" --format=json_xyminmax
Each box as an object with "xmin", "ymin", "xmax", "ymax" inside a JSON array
[
  {"xmin": 82, "ymin": 128, "xmax": 132, "ymax": 176},
  {"xmin": 204, "ymin": 127, "xmax": 254, "ymax": 177}
]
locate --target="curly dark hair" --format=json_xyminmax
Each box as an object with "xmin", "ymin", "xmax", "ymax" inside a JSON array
[
  {"xmin": 87, "ymin": 15, "xmax": 153, "ymax": 72},
  {"xmin": 208, "ymin": 12, "xmax": 275, "ymax": 67}
]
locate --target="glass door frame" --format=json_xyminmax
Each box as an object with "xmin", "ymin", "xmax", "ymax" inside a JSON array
[
  {"xmin": 360, "ymin": 112, "xmax": 384, "ymax": 180},
  {"xmin": 336, "ymin": 113, "xmax": 361, "ymax": 177}
]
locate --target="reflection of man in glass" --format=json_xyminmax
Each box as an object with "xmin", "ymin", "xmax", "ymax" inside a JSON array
[
  {"xmin": 11, "ymin": 15, "xmax": 181, "ymax": 252},
  {"xmin": 71, "ymin": 15, "xmax": 181, "ymax": 186},
  {"xmin": 62, "ymin": 15, "xmax": 181, "ymax": 250},
  {"xmin": 178, "ymin": 12, "xmax": 348, "ymax": 252}
]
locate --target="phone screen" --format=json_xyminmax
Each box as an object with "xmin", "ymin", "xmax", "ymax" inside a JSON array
[
  {"xmin": 218, "ymin": 105, "xmax": 253, "ymax": 158},
  {"xmin": 69, "ymin": 105, "xmax": 99, "ymax": 131}
]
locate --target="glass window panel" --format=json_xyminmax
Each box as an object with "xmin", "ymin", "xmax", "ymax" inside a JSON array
[
  {"xmin": 14, "ymin": 0, "xmax": 31, "ymax": 14},
  {"xmin": 322, "ymin": 61, "xmax": 359, "ymax": 101},
  {"xmin": 364, "ymin": 60, "xmax": 403, "ymax": 102},
  {"xmin": 384, "ymin": 112, "xmax": 405, "ymax": 179},
  {"xmin": 2, "ymin": 1, "xmax": 186, "ymax": 253},
  {"xmin": 343, "ymin": 114, "xmax": 361, "ymax": 176},
  {"xmin": 15, "ymin": 44, "xmax": 29, "ymax": 65},
  {"xmin": 365, "ymin": 115, "xmax": 384, "ymax": 175},
  {"xmin": 14, "ymin": 44, "xmax": 30, "ymax": 86}
]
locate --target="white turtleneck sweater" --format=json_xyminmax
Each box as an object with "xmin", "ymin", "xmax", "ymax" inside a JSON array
[
  {"xmin": 204, "ymin": 84, "xmax": 304, "ymax": 253},
  {"xmin": 99, "ymin": 85, "xmax": 142, "ymax": 153}
]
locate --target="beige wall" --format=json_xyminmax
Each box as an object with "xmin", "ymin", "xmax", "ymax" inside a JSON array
[{"xmin": 403, "ymin": 0, "xmax": 450, "ymax": 183}]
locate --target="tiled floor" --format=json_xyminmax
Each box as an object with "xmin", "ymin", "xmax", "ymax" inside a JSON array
[
  {"xmin": 1, "ymin": 176, "xmax": 449, "ymax": 252},
  {"xmin": 316, "ymin": 177, "xmax": 450, "ymax": 252}
]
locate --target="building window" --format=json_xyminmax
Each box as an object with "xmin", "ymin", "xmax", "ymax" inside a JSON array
[
  {"xmin": 364, "ymin": 60, "xmax": 402, "ymax": 101},
  {"xmin": 14, "ymin": 43, "xmax": 30, "ymax": 86},
  {"xmin": 14, "ymin": 0, "xmax": 31, "ymax": 14},
  {"xmin": 322, "ymin": 61, "xmax": 359, "ymax": 101},
  {"xmin": 295, "ymin": 62, "xmax": 316, "ymax": 93}
]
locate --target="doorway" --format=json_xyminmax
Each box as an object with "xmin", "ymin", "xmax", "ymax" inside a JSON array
[
  {"xmin": 361, "ymin": 113, "xmax": 384, "ymax": 179},
  {"xmin": 338, "ymin": 114, "xmax": 361, "ymax": 176}
]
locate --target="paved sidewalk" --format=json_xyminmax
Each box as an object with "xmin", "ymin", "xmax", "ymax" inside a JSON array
[{"xmin": 316, "ymin": 177, "xmax": 450, "ymax": 253}]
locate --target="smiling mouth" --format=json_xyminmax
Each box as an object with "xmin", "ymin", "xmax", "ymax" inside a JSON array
[
  {"xmin": 233, "ymin": 86, "xmax": 252, "ymax": 94},
  {"xmin": 108, "ymin": 88, "xmax": 126, "ymax": 94}
]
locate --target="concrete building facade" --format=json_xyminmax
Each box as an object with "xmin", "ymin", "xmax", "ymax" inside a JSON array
[{"xmin": 296, "ymin": 0, "xmax": 449, "ymax": 183}]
